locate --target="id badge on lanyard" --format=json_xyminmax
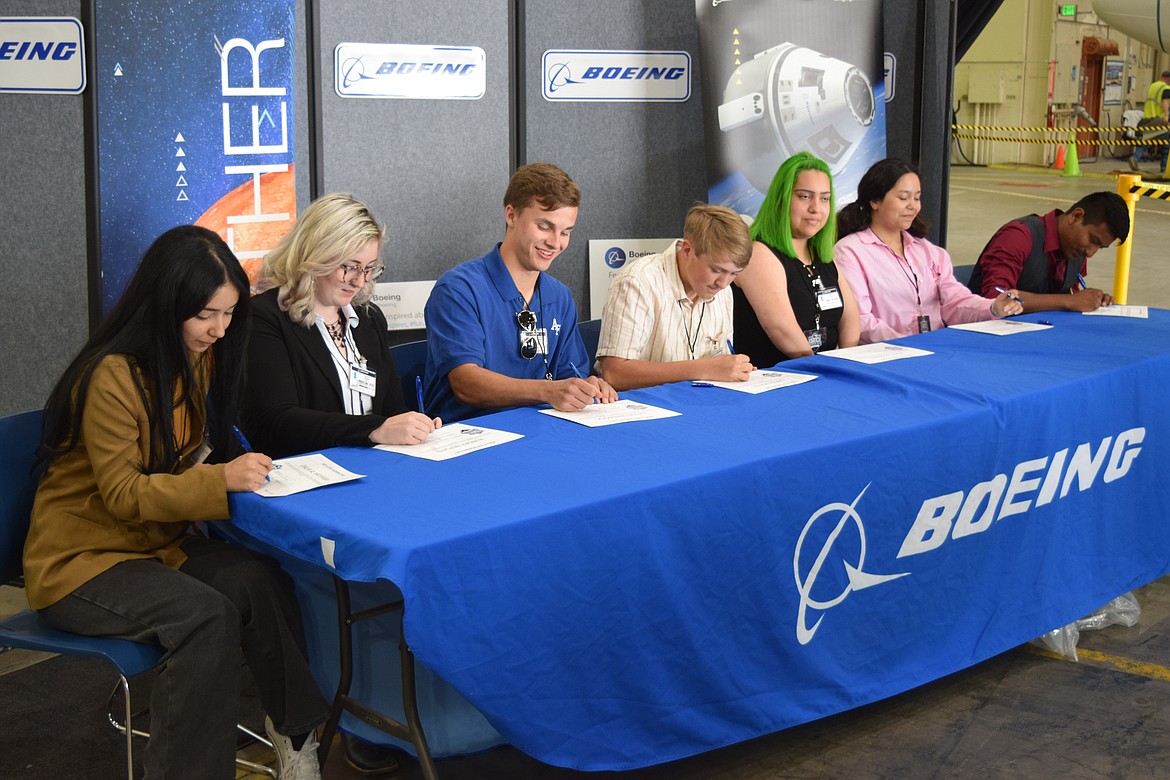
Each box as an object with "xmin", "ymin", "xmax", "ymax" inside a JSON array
[
  {"xmin": 350, "ymin": 363, "xmax": 377, "ymax": 396},
  {"xmin": 815, "ymin": 286, "xmax": 843, "ymax": 311}
]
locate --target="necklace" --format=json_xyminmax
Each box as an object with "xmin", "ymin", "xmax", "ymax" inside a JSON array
[{"xmin": 324, "ymin": 311, "xmax": 347, "ymax": 355}]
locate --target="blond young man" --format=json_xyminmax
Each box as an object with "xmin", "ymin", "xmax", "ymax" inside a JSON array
[{"xmin": 597, "ymin": 204, "xmax": 755, "ymax": 391}]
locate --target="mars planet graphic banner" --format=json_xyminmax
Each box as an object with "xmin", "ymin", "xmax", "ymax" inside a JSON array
[
  {"xmin": 693, "ymin": 0, "xmax": 886, "ymax": 218},
  {"xmin": 94, "ymin": 0, "xmax": 296, "ymax": 310}
]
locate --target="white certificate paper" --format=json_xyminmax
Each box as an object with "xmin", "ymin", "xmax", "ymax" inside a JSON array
[
  {"xmin": 255, "ymin": 454, "xmax": 364, "ymax": 498},
  {"xmin": 702, "ymin": 369, "xmax": 818, "ymax": 394},
  {"xmin": 948, "ymin": 320, "xmax": 1054, "ymax": 336},
  {"xmin": 819, "ymin": 343, "xmax": 933, "ymax": 364},
  {"xmin": 375, "ymin": 422, "xmax": 523, "ymax": 461},
  {"xmin": 540, "ymin": 399, "xmax": 681, "ymax": 427},
  {"xmin": 1083, "ymin": 305, "xmax": 1148, "ymax": 318}
]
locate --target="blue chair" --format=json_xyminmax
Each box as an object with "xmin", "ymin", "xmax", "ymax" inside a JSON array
[
  {"xmin": 953, "ymin": 263, "xmax": 975, "ymax": 286},
  {"xmin": 578, "ymin": 318, "xmax": 602, "ymax": 370},
  {"xmin": 390, "ymin": 339, "xmax": 428, "ymax": 412},
  {"xmin": 0, "ymin": 410, "xmax": 274, "ymax": 779}
]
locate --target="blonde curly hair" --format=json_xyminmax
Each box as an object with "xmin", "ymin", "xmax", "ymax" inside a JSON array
[{"xmin": 258, "ymin": 193, "xmax": 385, "ymax": 328}]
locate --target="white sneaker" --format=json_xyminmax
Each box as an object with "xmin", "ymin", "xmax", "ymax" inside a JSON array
[{"xmin": 264, "ymin": 716, "xmax": 321, "ymax": 780}]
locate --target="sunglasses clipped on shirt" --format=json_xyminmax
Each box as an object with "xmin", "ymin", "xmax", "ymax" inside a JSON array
[{"xmin": 516, "ymin": 309, "xmax": 538, "ymax": 359}]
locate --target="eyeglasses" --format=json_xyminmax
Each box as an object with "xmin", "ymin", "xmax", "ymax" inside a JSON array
[
  {"xmin": 516, "ymin": 309, "xmax": 538, "ymax": 359},
  {"xmin": 339, "ymin": 263, "xmax": 385, "ymax": 283}
]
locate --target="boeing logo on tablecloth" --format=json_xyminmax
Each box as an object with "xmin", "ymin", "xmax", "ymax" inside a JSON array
[
  {"xmin": 794, "ymin": 484, "xmax": 909, "ymax": 645},
  {"xmin": 795, "ymin": 427, "xmax": 1147, "ymax": 644}
]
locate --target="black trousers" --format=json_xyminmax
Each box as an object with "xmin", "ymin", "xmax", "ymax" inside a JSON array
[{"xmin": 40, "ymin": 535, "xmax": 330, "ymax": 779}]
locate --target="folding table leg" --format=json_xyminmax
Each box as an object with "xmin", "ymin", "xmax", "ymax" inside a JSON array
[{"xmin": 317, "ymin": 575, "xmax": 438, "ymax": 779}]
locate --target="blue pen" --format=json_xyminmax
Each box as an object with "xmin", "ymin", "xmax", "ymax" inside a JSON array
[
  {"xmin": 1076, "ymin": 273, "xmax": 1088, "ymax": 290},
  {"xmin": 232, "ymin": 425, "xmax": 269, "ymax": 481},
  {"xmin": 994, "ymin": 286, "xmax": 1023, "ymax": 304},
  {"xmin": 569, "ymin": 362, "xmax": 597, "ymax": 403},
  {"xmin": 415, "ymin": 375, "xmax": 425, "ymax": 415},
  {"xmin": 726, "ymin": 339, "xmax": 736, "ymax": 354}
]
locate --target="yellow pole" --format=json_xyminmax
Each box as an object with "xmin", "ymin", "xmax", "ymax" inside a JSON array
[{"xmin": 1114, "ymin": 174, "xmax": 1141, "ymax": 305}]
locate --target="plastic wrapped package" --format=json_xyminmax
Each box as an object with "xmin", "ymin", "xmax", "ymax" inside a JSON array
[{"xmin": 1030, "ymin": 592, "xmax": 1140, "ymax": 661}]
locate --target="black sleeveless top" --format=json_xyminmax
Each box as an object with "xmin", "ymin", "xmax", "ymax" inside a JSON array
[{"xmin": 732, "ymin": 244, "xmax": 843, "ymax": 367}]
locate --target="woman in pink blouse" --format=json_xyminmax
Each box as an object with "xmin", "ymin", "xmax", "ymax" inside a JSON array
[{"xmin": 834, "ymin": 158, "xmax": 1022, "ymax": 343}]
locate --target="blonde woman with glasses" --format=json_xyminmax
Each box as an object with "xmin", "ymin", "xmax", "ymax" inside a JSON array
[{"xmin": 243, "ymin": 193, "xmax": 440, "ymax": 459}]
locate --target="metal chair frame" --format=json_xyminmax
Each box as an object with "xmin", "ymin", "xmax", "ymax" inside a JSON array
[{"xmin": 0, "ymin": 409, "xmax": 275, "ymax": 779}]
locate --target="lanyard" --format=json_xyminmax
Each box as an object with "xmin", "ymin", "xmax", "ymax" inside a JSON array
[
  {"xmin": 800, "ymin": 260, "xmax": 825, "ymax": 330},
  {"xmin": 678, "ymin": 298, "xmax": 708, "ymax": 359},
  {"xmin": 322, "ymin": 319, "xmax": 371, "ymax": 415}
]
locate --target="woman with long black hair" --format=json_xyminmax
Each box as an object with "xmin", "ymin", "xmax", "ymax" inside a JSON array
[
  {"xmin": 24, "ymin": 225, "xmax": 329, "ymax": 779},
  {"xmin": 834, "ymin": 158, "xmax": 1022, "ymax": 343}
]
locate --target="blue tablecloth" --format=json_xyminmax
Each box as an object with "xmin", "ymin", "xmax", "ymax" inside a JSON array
[{"xmin": 230, "ymin": 310, "xmax": 1170, "ymax": 770}]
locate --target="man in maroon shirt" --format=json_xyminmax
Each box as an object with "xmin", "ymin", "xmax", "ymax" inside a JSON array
[{"xmin": 967, "ymin": 191, "xmax": 1129, "ymax": 313}]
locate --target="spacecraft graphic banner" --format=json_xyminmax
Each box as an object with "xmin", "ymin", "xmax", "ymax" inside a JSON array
[
  {"xmin": 694, "ymin": 0, "xmax": 886, "ymax": 217},
  {"xmin": 94, "ymin": 0, "xmax": 296, "ymax": 309}
]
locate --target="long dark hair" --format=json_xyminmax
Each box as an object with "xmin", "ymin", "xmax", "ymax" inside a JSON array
[
  {"xmin": 836, "ymin": 158, "xmax": 930, "ymax": 240},
  {"xmin": 36, "ymin": 226, "xmax": 250, "ymax": 477}
]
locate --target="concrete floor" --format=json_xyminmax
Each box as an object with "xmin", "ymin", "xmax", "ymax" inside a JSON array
[{"xmin": 5, "ymin": 158, "xmax": 1170, "ymax": 779}]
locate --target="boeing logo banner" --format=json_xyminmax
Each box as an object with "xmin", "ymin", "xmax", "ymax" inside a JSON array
[
  {"xmin": 335, "ymin": 43, "xmax": 485, "ymax": 100},
  {"xmin": 0, "ymin": 17, "xmax": 85, "ymax": 94},
  {"xmin": 543, "ymin": 50, "xmax": 691, "ymax": 102}
]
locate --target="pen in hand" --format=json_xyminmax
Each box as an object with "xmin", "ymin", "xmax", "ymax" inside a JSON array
[
  {"xmin": 232, "ymin": 424, "xmax": 269, "ymax": 482},
  {"xmin": 416, "ymin": 375, "xmax": 425, "ymax": 415},
  {"xmin": 994, "ymin": 286, "xmax": 1023, "ymax": 304},
  {"xmin": 568, "ymin": 362, "xmax": 597, "ymax": 403},
  {"xmin": 1076, "ymin": 273, "xmax": 1088, "ymax": 291},
  {"xmin": 726, "ymin": 339, "xmax": 736, "ymax": 355}
]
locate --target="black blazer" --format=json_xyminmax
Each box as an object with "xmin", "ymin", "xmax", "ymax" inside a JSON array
[{"xmin": 243, "ymin": 288, "xmax": 407, "ymax": 458}]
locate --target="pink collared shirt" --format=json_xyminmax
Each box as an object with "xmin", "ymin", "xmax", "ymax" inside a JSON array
[{"xmin": 834, "ymin": 228, "xmax": 997, "ymax": 344}]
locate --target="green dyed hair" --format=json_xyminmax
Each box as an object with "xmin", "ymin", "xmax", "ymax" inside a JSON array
[{"xmin": 749, "ymin": 152, "xmax": 837, "ymax": 264}]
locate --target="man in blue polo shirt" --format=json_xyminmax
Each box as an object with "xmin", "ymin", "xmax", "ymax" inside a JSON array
[{"xmin": 423, "ymin": 162, "xmax": 618, "ymax": 422}]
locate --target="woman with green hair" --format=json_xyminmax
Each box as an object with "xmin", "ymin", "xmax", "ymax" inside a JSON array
[{"xmin": 732, "ymin": 152, "xmax": 859, "ymax": 365}]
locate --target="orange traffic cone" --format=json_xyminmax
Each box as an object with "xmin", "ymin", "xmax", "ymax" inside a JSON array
[{"xmin": 1053, "ymin": 143, "xmax": 1066, "ymax": 170}]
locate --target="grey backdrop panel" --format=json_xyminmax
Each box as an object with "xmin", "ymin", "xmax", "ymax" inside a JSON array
[
  {"xmin": 524, "ymin": 1, "xmax": 708, "ymax": 315},
  {"xmin": 316, "ymin": 0, "xmax": 511, "ymax": 298},
  {"xmin": 0, "ymin": 0, "xmax": 87, "ymax": 416}
]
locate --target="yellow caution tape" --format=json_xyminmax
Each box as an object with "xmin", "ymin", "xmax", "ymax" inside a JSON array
[
  {"xmin": 952, "ymin": 133, "xmax": 1168, "ymax": 146},
  {"xmin": 1129, "ymin": 184, "xmax": 1170, "ymax": 200},
  {"xmin": 951, "ymin": 124, "xmax": 1161, "ymax": 134}
]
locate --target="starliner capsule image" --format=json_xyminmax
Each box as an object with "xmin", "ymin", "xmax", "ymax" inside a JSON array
[{"xmin": 719, "ymin": 42, "xmax": 875, "ymax": 191}]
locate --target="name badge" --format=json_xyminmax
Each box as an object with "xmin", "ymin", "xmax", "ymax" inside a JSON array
[
  {"xmin": 519, "ymin": 328, "xmax": 549, "ymax": 355},
  {"xmin": 190, "ymin": 438, "xmax": 212, "ymax": 466},
  {"xmin": 916, "ymin": 314, "xmax": 932, "ymax": 334},
  {"xmin": 816, "ymin": 286, "xmax": 843, "ymax": 311},
  {"xmin": 350, "ymin": 364, "xmax": 377, "ymax": 396}
]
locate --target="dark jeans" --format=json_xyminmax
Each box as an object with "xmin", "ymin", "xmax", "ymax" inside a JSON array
[
  {"xmin": 1134, "ymin": 118, "xmax": 1169, "ymax": 171},
  {"xmin": 39, "ymin": 535, "xmax": 330, "ymax": 779}
]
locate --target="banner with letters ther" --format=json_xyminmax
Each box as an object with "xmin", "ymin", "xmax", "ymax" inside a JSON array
[
  {"xmin": 693, "ymin": 0, "xmax": 887, "ymax": 216},
  {"xmin": 93, "ymin": 0, "xmax": 295, "ymax": 310}
]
